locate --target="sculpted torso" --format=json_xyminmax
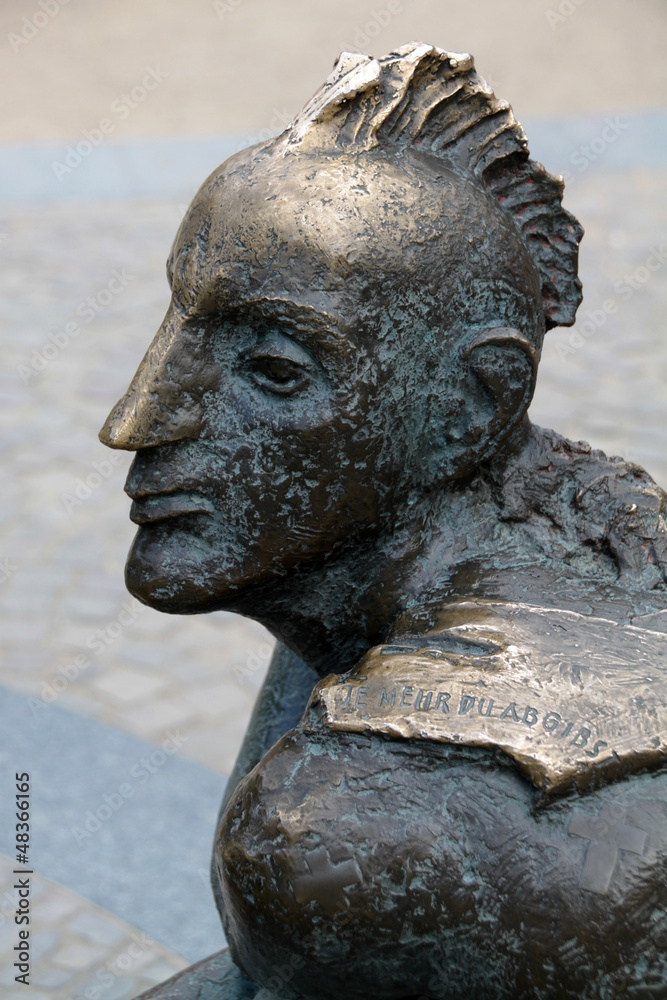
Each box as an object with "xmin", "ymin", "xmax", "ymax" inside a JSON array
[
  {"xmin": 218, "ymin": 598, "xmax": 667, "ymax": 999},
  {"xmin": 100, "ymin": 44, "xmax": 667, "ymax": 1000}
]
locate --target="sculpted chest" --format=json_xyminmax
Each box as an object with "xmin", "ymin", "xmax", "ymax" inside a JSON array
[{"xmin": 216, "ymin": 602, "xmax": 667, "ymax": 998}]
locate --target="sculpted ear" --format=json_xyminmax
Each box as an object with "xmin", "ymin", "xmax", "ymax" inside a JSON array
[
  {"xmin": 464, "ymin": 326, "xmax": 538, "ymax": 447},
  {"xmin": 427, "ymin": 327, "xmax": 538, "ymax": 481}
]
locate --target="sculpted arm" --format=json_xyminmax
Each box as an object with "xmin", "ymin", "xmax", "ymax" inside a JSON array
[
  {"xmin": 211, "ymin": 643, "xmax": 318, "ymax": 919},
  {"xmin": 221, "ymin": 643, "xmax": 318, "ymax": 811}
]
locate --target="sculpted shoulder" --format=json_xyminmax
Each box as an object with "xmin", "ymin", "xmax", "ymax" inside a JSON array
[{"xmin": 310, "ymin": 598, "xmax": 667, "ymax": 798}]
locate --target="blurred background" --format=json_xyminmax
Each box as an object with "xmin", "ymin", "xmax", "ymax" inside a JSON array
[{"xmin": 0, "ymin": 1, "xmax": 666, "ymax": 997}]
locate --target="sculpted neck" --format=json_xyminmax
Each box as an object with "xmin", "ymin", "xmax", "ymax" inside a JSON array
[
  {"xmin": 227, "ymin": 421, "xmax": 667, "ymax": 675},
  {"xmin": 228, "ymin": 423, "xmax": 536, "ymax": 674}
]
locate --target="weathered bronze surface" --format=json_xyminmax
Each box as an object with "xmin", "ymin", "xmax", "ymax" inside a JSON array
[
  {"xmin": 101, "ymin": 43, "xmax": 667, "ymax": 1000},
  {"xmin": 314, "ymin": 600, "xmax": 667, "ymax": 796}
]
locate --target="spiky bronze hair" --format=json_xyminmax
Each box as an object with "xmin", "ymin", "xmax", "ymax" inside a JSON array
[{"xmin": 285, "ymin": 42, "xmax": 583, "ymax": 331}]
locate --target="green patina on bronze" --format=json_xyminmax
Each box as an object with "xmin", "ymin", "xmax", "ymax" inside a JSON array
[{"xmin": 101, "ymin": 43, "xmax": 667, "ymax": 1000}]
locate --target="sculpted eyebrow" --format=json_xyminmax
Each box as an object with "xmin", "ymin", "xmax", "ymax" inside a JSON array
[{"xmin": 222, "ymin": 298, "xmax": 350, "ymax": 353}]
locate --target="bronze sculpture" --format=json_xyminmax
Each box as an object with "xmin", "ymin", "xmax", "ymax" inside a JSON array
[{"xmin": 99, "ymin": 44, "xmax": 667, "ymax": 999}]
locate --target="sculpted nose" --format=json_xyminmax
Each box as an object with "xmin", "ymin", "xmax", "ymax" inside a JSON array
[{"xmin": 99, "ymin": 308, "xmax": 216, "ymax": 451}]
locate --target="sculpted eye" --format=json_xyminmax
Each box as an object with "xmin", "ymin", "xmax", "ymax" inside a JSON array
[{"xmin": 249, "ymin": 354, "xmax": 310, "ymax": 395}]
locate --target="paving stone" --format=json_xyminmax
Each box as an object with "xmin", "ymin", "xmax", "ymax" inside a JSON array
[
  {"xmin": 0, "ymin": 857, "xmax": 186, "ymax": 1000},
  {"xmin": 123, "ymin": 642, "xmax": 177, "ymax": 668},
  {"xmin": 0, "ymin": 963, "xmax": 19, "ymax": 987},
  {"xmin": 60, "ymin": 595, "xmax": 127, "ymax": 621},
  {"xmin": 91, "ymin": 668, "xmax": 166, "ymax": 703},
  {"xmin": 67, "ymin": 909, "xmax": 128, "ymax": 948},
  {"xmin": 1, "ymin": 618, "xmax": 48, "ymax": 642},
  {"xmin": 35, "ymin": 965, "xmax": 75, "ymax": 987},
  {"xmin": 138, "ymin": 958, "xmax": 188, "ymax": 982},
  {"xmin": 27, "ymin": 876, "xmax": 46, "ymax": 902},
  {"xmin": 178, "ymin": 729, "xmax": 240, "ymax": 773},
  {"xmin": 54, "ymin": 689, "xmax": 117, "ymax": 719},
  {"xmin": 29, "ymin": 928, "xmax": 60, "ymax": 961},
  {"xmin": 95, "ymin": 977, "xmax": 148, "ymax": 1000},
  {"xmin": 55, "ymin": 939, "xmax": 110, "ymax": 968},
  {"xmin": 182, "ymin": 680, "xmax": 249, "ymax": 718},
  {"xmin": 30, "ymin": 891, "xmax": 79, "ymax": 924},
  {"xmin": 122, "ymin": 698, "xmax": 197, "ymax": 735}
]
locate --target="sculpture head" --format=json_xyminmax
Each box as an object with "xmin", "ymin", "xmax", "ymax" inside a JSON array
[{"xmin": 100, "ymin": 43, "xmax": 583, "ymax": 616}]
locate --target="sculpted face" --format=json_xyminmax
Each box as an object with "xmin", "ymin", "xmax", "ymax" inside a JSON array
[{"xmin": 100, "ymin": 145, "xmax": 541, "ymax": 613}]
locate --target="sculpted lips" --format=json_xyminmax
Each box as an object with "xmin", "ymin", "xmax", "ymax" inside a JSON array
[{"xmin": 130, "ymin": 492, "xmax": 216, "ymax": 525}]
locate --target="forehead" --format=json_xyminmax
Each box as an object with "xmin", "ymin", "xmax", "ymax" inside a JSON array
[
  {"xmin": 166, "ymin": 146, "xmax": 542, "ymax": 365},
  {"xmin": 168, "ymin": 149, "xmax": 486, "ymax": 318}
]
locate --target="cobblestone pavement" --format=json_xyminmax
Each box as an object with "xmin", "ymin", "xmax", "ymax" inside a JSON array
[
  {"xmin": 0, "ymin": 854, "xmax": 186, "ymax": 1000},
  {"xmin": 1, "ymin": 160, "xmax": 666, "ymax": 995}
]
